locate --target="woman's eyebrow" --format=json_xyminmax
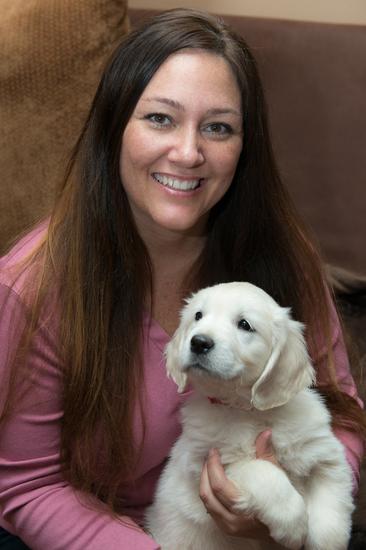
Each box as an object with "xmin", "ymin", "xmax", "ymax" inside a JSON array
[
  {"xmin": 206, "ymin": 107, "xmax": 242, "ymax": 117},
  {"xmin": 143, "ymin": 96, "xmax": 184, "ymax": 111},
  {"xmin": 142, "ymin": 96, "xmax": 241, "ymax": 117}
]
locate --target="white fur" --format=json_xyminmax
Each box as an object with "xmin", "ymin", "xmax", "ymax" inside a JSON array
[{"xmin": 146, "ymin": 282, "xmax": 354, "ymax": 550}]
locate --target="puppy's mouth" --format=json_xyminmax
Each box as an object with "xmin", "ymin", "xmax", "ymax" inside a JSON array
[
  {"xmin": 186, "ymin": 362, "xmax": 208, "ymax": 372},
  {"xmin": 184, "ymin": 358, "xmax": 242, "ymax": 382},
  {"xmin": 184, "ymin": 361, "xmax": 217, "ymax": 377}
]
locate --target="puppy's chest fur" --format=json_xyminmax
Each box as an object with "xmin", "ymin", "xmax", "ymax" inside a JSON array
[
  {"xmin": 176, "ymin": 389, "xmax": 331, "ymax": 482},
  {"xmin": 180, "ymin": 397, "xmax": 262, "ymax": 463}
]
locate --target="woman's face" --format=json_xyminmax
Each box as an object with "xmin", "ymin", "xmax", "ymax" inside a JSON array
[{"xmin": 120, "ymin": 49, "xmax": 243, "ymax": 238}]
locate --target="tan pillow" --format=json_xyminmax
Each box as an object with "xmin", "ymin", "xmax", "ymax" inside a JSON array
[{"xmin": 0, "ymin": 0, "xmax": 129, "ymax": 252}]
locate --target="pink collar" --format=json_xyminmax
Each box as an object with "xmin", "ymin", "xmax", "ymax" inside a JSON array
[
  {"xmin": 207, "ymin": 396, "xmax": 254, "ymax": 411},
  {"xmin": 207, "ymin": 396, "xmax": 225, "ymax": 405}
]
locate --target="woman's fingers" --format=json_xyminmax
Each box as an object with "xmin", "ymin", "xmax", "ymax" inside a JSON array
[
  {"xmin": 198, "ymin": 433, "xmax": 281, "ymax": 540},
  {"xmin": 199, "ymin": 448, "xmax": 271, "ymax": 539},
  {"xmin": 201, "ymin": 448, "xmax": 239, "ymax": 510},
  {"xmin": 199, "ymin": 451, "xmax": 235, "ymax": 520},
  {"xmin": 255, "ymin": 429, "xmax": 280, "ymax": 467}
]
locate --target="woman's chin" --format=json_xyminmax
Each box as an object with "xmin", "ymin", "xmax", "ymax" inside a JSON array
[{"xmin": 154, "ymin": 216, "xmax": 208, "ymax": 236}]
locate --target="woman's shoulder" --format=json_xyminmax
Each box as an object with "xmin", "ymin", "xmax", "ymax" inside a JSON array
[{"xmin": 0, "ymin": 220, "xmax": 48, "ymax": 295}]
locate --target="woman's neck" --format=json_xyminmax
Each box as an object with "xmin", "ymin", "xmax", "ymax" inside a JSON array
[
  {"xmin": 139, "ymin": 224, "xmax": 207, "ymax": 335},
  {"xmin": 138, "ymin": 219, "xmax": 207, "ymax": 280}
]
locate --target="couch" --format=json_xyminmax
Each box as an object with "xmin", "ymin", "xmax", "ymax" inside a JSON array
[{"xmin": 0, "ymin": 0, "xmax": 364, "ymax": 544}]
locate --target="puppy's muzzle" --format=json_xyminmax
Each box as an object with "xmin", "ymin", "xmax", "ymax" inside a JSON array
[{"xmin": 190, "ymin": 334, "xmax": 215, "ymax": 355}]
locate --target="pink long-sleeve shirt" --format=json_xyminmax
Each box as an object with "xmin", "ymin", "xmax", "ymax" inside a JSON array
[{"xmin": 0, "ymin": 225, "xmax": 364, "ymax": 549}]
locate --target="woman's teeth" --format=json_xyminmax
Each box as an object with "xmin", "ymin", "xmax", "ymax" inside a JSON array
[{"xmin": 153, "ymin": 173, "xmax": 201, "ymax": 191}]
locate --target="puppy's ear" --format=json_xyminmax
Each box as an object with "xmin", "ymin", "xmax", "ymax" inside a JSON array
[
  {"xmin": 165, "ymin": 331, "xmax": 188, "ymax": 393},
  {"xmin": 251, "ymin": 311, "xmax": 315, "ymax": 410}
]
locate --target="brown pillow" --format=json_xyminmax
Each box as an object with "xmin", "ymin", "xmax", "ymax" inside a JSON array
[{"xmin": 0, "ymin": 0, "xmax": 129, "ymax": 252}]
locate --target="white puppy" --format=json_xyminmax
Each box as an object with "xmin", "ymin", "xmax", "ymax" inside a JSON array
[{"xmin": 146, "ymin": 282, "xmax": 354, "ymax": 550}]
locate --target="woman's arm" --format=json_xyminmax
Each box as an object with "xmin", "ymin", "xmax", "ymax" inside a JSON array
[
  {"xmin": 313, "ymin": 303, "xmax": 365, "ymax": 490},
  {"xmin": 0, "ymin": 284, "xmax": 159, "ymax": 550}
]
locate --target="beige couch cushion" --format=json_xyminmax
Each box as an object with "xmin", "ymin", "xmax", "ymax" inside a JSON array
[{"xmin": 0, "ymin": 0, "xmax": 129, "ymax": 252}]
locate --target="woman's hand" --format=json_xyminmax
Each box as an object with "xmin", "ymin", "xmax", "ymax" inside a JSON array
[{"xmin": 199, "ymin": 429, "xmax": 279, "ymax": 539}]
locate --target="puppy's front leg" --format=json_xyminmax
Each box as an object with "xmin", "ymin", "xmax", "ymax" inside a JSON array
[
  {"xmin": 303, "ymin": 462, "xmax": 353, "ymax": 550},
  {"xmin": 228, "ymin": 459, "xmax": 307, "ymax": 550}
]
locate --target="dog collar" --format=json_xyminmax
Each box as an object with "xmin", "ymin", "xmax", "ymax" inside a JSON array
[
  {"xmin": 207, "ymin": 396, "xmax": 254, "ymax": 410},
  {"xmin": 207, "ymin": 396, "xmax": 225, "ymax": 405}
]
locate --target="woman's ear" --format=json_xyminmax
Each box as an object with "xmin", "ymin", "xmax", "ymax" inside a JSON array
[
  {"xmin": 251, "ymin": 312, "xmax": 315, "ymax": 410},
  {"xmin": 165, "ymin": 331, "xmax": 188, "ymax": 393}
]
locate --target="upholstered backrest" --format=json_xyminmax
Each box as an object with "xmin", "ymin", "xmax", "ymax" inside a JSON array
[
  {"xmin": 223, "ymin": 15, "xmax": 366, "ymax": 275},
  {"xmin": 0, "ymin": 0, "xmax": 129, "ymax": 252}
]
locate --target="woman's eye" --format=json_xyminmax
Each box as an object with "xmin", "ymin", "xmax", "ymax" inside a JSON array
[
  {"xmin": 238, "ymin": 318, "xmax": 254, "ymax": 332},
  {"xmin": 145, "ymin": 113, "xmax": 172, "ymax": 128},
  {"xmin": 203, "ymin": 122, "xmax": 233, "ymax": 138}
]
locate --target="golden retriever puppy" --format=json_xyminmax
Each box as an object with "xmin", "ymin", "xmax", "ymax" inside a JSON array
[{"xmin": 146, "ymin": 282, "xmax": 354, "ymax": 550}]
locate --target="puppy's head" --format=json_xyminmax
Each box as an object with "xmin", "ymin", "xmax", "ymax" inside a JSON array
[{"xmin": 165, "ymin": 282, "xmax": 315, "ymax": 410}]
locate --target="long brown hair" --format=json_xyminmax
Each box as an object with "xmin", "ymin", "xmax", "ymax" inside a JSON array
[{"xmin": 2, "ymin": 8, "xmax": 365, "ymax": 512}]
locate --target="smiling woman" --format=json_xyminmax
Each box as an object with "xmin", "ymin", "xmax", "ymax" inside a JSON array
[{"xmin": 0, "ymin": 7, "xmax": 365, "ymax": 550}]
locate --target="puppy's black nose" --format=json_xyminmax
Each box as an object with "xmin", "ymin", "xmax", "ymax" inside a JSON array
[{"xmin": 190, "ymin": 334, "xmax": 214, "ymax": 355}]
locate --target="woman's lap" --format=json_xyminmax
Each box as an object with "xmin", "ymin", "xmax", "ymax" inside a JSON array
[
  {"xmin": 0, "ymin": 528, "xmax": 30, "ymax": 549},
  {"xmin": 1, "ymin": 524, "xmax": 365, "ymax": 549}
]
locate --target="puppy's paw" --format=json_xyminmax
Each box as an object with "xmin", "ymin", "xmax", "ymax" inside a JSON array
[
  {"xmin": 231, "ymin": 460, "xmax": 307, "ymax": 549},
  {"xmin": 305, "ymin": 511, "xmax": 352, "ymax": 550},
  {"xmin": 267, "ymin": 497, "xmax": 307, "ymax": 550}
]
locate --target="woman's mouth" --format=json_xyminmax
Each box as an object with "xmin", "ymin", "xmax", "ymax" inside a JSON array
[{"xmin": 152, "ymin": 173, "xmax": 203, "ymax": 191}]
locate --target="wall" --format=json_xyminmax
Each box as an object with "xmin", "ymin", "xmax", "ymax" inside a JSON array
[{"xmin": 129, "ymin": 0, "xmax": 366, "ymax": 25}]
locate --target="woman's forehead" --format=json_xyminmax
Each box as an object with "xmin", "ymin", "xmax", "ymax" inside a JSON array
[{"xmin": 136, "ymin": 49, "xmax": 242, "ymax": 115}]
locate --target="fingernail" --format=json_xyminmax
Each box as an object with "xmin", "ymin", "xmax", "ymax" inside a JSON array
[
  {"xmin": 209, "ymin": 448, "xmax": 218, "ymax": 458},
  {"xmin": 262, "ymin": 429, "xmax": 272, "ymax": 451}
]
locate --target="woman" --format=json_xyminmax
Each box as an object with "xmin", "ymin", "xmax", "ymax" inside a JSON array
[{"xmin": 0, "ymin": 9, "xmax": 364, "ymax": 549}]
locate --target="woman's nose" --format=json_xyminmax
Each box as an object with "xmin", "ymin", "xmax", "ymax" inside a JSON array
[{"xmin": 167, "ymin": 127, "xmax": 204, "ymax": 167}]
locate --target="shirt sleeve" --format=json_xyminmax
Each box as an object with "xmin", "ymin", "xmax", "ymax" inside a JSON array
[
  {"xmin": 312, "ymin": 300, "xmax": 365, "ymax": 491},
  {"xmin": 0, "ymin": 283, "xmax": 160, "ymax": 550}
]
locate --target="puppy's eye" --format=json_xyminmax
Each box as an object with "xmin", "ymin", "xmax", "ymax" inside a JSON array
[
  {"xmin": 238, "ymin": 318, "xmax": 254, "ymax": 332},
  {"xmin": 195, "ymin": 311, "xmax": 203, "ymax": 321}
]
